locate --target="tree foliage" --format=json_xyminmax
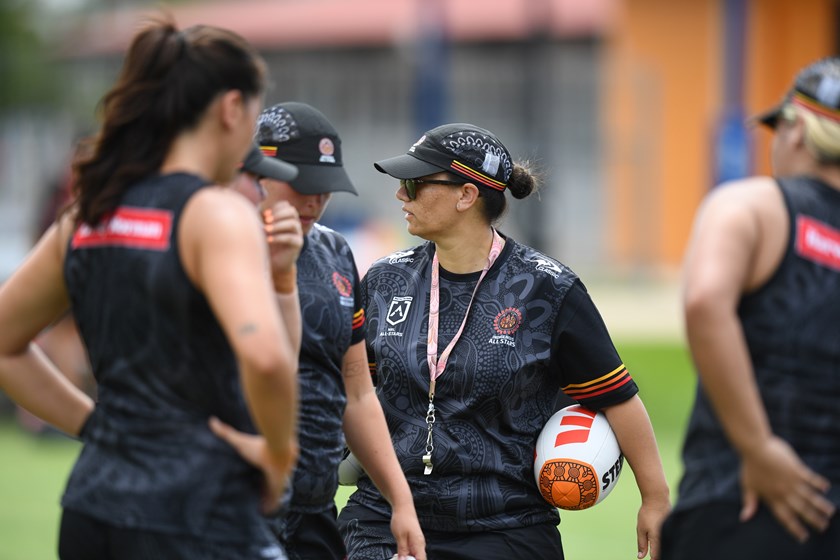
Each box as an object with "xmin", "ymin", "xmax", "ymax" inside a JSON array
[{"xmin": 0, "ymin": 1, "xmax": 59, "ymax": 110}]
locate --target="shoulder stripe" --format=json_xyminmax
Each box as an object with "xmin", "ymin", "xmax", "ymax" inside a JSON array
[
  {"xmin": 561, "ymin": 365, "xmax": 632, "ymax": 400},
  {"xmin": 562, "ymin": 364, "xmax": 626, "ymax": 389},
  {"xmin": 352, "ymin": 309, "xmax": 365, "ymax": 330},
  {"xmin": 564, "ymin": 375, "xmax": 633, "ymax": 400}
]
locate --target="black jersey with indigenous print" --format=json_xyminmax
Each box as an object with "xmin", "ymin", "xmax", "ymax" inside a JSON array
[
  {"xmin": 346, "ymin": 234, "xmax": 638, "ymax": 531},
  {"xmin": 62, "ymin": 173, "xmax": 274, "ymax": 546},
  {"xmin": 676, "ymin": 177, "xmax": 840, "ymax": 511},
  {"xmin": 286, "ymin": 224, "xmax": 366, "ymax": 512}
]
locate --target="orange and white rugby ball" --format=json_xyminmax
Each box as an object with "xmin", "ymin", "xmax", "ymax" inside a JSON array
[{"xmin": 534, "ymin": 405, "xmax": 624, "ymax": 510}]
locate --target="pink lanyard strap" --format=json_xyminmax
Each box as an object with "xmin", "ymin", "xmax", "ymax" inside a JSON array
[{"xmin": 426, "ymin": 228, "xmax": 504, "ymax": 399}]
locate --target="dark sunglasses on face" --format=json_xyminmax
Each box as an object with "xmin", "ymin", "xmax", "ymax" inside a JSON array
[{"xmin": 399, "ymin": 178, "xmax": 464, "ymax": 200}]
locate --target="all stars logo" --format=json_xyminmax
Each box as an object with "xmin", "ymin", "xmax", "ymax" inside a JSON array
[
  {"xmin": 493, "ymin": 307, "xmax": 522, "ymax": 335},
  {"xmin": 380, "ymin": 296, "xmax": 413, "ymax": 338},
  {"xmin": 332, "ymin": 271, "xmax": 354, "ymax": 307},
  {"xmin": 489, "ymin": 307, "xmax": 522, "ymax": 347},
  {"xmin": 386, "ymin": 296, "xmax": 412, "ymax": 326},
  {"xmin": 332, "ymin": 272, "xmax": 352, "ymax": 297}
]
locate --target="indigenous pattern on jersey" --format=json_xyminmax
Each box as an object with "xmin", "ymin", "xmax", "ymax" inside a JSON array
[
  {"xmin": 282, "ymin": 224, "xmax": 365, "ymax": 514},
  {"xmin": 342, "ymin": 235, "xmax": 637, "ymax": 532},
  {"xmin": 62, "ymin": 173, "xmax": 276, "ymax": 547},
  {"xmin": 676, "ymin": 177, "xmax": 840, "ymax": 511}
]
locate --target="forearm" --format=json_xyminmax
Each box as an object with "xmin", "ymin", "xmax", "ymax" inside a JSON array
[
  {"xmin": 603, "ymin": 396, "xmax": 670, "ymax": 504},
  {"xmin": 0, "ymin": 344, "xmax": 93, "ymax": 436},
  {"xmin": 686, "ymin": 300, "xmax": 773, "ymax": 455},
  {"xmin": 274, "ymin": 271, "xmax": 303, "ymax": 354},
  {"xmin": 344, "ymin": 391, "xmax": 413, "ymax": 508},
  {"xmin": 240, "ymin": 353, "xmax": 299, "ymax": 460}
]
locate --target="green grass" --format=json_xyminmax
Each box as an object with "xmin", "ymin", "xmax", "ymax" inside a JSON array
[
  {"xmin": 0, "ymin": 340, "xmax": 696, "ymax": 560},
  {"xmin": 0, "ymin": 422, "xmax": 81, "ymax": 560}
]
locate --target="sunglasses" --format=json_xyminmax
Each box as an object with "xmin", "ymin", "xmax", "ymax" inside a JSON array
[{"xmin": 399, "ymin": 178, "xmax": 464, "ymax": 200}]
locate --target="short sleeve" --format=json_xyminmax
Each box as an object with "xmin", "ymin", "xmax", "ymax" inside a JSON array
[
  {"xmin": 359, "ymin": 270, "xmax": 377, "ymax": 385},
  {"xmin": 551, "ymin": 280, "xmax": 638, "ymax": 410},
  {"xmin": 350, "ymin": 257, "xmax": 366, "ymax": 346}
]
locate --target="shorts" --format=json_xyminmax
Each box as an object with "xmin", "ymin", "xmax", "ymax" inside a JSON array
[
  {"xmin": 661, "ymin": 502, "xmax": 840, "ymax": 560},
  {"xmin": 338, "ymin": 503, "xmax": 564, "ymax": 560},
  {"xmin": 270, "ymin": 506, "xmax": 346, "ymax": 560},
  {"xmin": 58, "ymin": 509, "xmax": 287, "ymax": 560}
]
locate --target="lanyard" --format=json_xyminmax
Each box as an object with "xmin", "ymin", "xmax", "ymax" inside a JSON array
[{"xmin": 422, "ymin": 228, "xmax": 504, "ymax": 475}]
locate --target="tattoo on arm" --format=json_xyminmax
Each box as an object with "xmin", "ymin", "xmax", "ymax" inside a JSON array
[{"xmin": 237, "ymin": 323, "xmax": 258, "ymax": 336}]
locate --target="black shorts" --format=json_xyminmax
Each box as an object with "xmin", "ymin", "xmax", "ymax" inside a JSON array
[
  {"xmin": 59, "ymin": 509, "xmax": 287, "ymax": 560},
  {"xmin": 338, "ymin": 503, "xmax": 564, "ymax": 560},
  {"xmin": 271, "ymin": 506, "xmax": 346, "ymax": 560},
  {"xmin": 661, "ymin": 502, "xmax": 840, "ymax": 560}
]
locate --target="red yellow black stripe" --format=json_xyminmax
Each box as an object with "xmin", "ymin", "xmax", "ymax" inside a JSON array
[
  {"xmin": 561, "ymin": 364, "xmax": 632, "ymax": 400},
  {"xmin": 450, "ymin": 161, "xmax": 506, "ymax": 191},
  {"xmin": 792, "ymin": 92, "xmax": 840, "ymax": 123},
  {"xmin": 352, "ymin": 309, "xmax": 365, "ymax": 331}
]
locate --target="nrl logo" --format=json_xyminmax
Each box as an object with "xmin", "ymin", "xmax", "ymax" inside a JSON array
[
  {"xmin": 386, "ymin": 296, "xmax": 413, "ymax": 326},
  {"xmin": 528, "ymin": 256, "xmax": 563, "ymax": 278}
]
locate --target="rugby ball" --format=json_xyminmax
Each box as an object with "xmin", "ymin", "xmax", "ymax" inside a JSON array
[
  {"xmin": 337, "ymin": 449, "xmax": 364, "ymax": 486},
  {"xmin": 534, "ymin": 405, "xmax": 623, "ymax": 510}
]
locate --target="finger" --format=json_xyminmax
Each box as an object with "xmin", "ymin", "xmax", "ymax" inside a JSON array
[
  {"xmin": 265, "ymin": 224, "xmax": 304, "ymax": 239},
  {"xmin": 209, "ymin": 417, "xmax": 259, "ymax": 465},
  {"xmin": 265, "ymin": 203, "xmax": 299, "ymax": 221},
  {"xmin": 648, "ymin": 534, "xmax": 660, "ymax": 560},
  {"xmin": 637, "ymin": 529, "xmax": 650, "ymax": 559},
  {"xmin": 394, "ymin": 545, "xmax": 411, "ymax": 560},
  {"xmin": 739, "ymin": 489, "xmax": 758, "ymax": 522},
  {"xmin": 208, "ymin": 416, "xmax": 235, "ymax": 442},
  {"xmin": 798, "ymin": 492, "xmax": 835, "ymax": 532},
  {"xmin": 410, "ymin": 533, "xmax": 427, "ymax": 560},
  {"xmin": 771, "ymin": 503, "xmax": 809, "ymax": 543},
  {"xmin": 267, "ymin": 234, "xmax": 304, "ymax": 247},
  {"xmin": 805, "ymin": 470, "xmax": 832, "ymax": 494}
]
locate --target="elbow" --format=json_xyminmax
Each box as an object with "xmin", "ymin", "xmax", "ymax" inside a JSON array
[
  {"xmin": 242, "ymin": 347, "xmax": 298, "ymax": 383},
  {"xmin": 683, "ymin": 288, "xmax": 727, "ymax": 331}
]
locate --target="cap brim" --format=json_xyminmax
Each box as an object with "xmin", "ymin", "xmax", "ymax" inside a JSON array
[
  {"xmin": 748, "ymin": 103, "xmax": 783, "ymax": 129},
  {"xmin": 248, "ymin": 156, "xmax": 298, "ymax": 182},
  {"xmin": 291, "ymin": 164, "xmax": 358, "ymax": 196},
  {"xmin": 373, "ymin": 153, "xmax": 447, "ymax": 179}
]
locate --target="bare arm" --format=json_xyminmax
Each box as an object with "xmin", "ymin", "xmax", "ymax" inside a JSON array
[
  {"xmin": 262, "ymin": 201, "xmax": 303, "ymax": 354},
  {"xmin": 604, "ymin": 395, "xmax": 670, "ymax": 560},
  {"xmin": 180, "ymin": 188, "xmax": 300, "ymax": 511},
  {"xmin": 683, "ymin": 180, "xmax": 835, "ymax": 541},
  {"xmin": 0, "ymin": 218, "xmax": 94, "ymax": 436},
  {"xmin": 343, "ymin": 341, "xmax": 426, "ymax": 560}
]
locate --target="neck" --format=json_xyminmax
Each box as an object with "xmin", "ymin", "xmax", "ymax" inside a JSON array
[
  {"xmin": 812, "ymin": 166, "xmax": 840, "ymax": 192},
  {"xmin": 435, "ymin": 226, "xmax": 498, "ymax": 274},
  {"xmin": 160, "ymin": 126, "xmax": 227, "ymax": 184}
]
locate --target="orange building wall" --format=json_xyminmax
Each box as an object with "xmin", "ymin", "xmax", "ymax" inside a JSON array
[
  {"xmin": 603, "ymin": 0, "xmax": 721, "ymax": 273},
  {"xmin": 604, "ymin": 0, "xmax": 836, "ymax": 272},
  {"xmin": 747, "ymin": 0, "xmax": 836, "ymax": 176}
]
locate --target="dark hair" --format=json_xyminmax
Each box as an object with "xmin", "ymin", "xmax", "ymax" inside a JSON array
[
  {"xmin": 478, "ymin": 161, "xmax": 540, "ymax": 224},
  {"xmin": 73, "ymin": 18, "xmax": 267, "ymax": 226}
]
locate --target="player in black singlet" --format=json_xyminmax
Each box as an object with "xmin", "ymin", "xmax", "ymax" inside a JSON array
[
  {"xmin": 0, "ymin": 18, "xmax": 304, "ymax": 560},
  {"xmin": 337, "ymin": 123, "xmax": 671, "ymax": 560},
  {"xmin": 661, "ymin": 58, "xmax": 840, "ymax": 560}
]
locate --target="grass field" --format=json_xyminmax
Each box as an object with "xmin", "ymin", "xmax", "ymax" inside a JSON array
[{"xmin": 0, "ymin": 340, "xmax": 696, "ymax": 560}]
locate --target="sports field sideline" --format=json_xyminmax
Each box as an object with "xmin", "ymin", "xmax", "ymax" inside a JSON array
[{"xmin": 0, "ymin": 336, "xmax": 695, "ymax": 560}]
